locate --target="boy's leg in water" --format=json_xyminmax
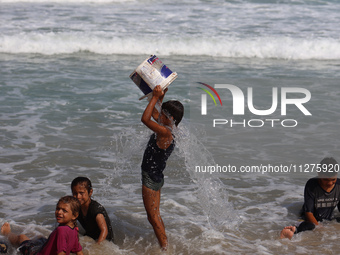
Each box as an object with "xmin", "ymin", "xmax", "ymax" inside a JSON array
[
  {"xmin": 280, "ymin": 222, "xmax": 315, "ymax": 239},
  {"xmin": 142, "ymin": 185, "xmax": 168, "ymax": 250},
  {"xmin": 296, "ymin": 221, "xmax": 315, "ymax": 232},
  {"xmin": 280, "ymin": 226, "xmax": 296, "ymax": 239},
  {"xmin": 1, "ymin": 222, "xmax": 30, "ymax": 246}
]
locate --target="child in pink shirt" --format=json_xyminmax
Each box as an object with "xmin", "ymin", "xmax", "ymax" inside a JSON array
[{"xmin": 1, "ymin": 196, "xmax": 83, "ymax": 255}]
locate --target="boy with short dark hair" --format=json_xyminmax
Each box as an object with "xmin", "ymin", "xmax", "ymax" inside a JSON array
[{"xmin": 280, "ymin": 157, "xmax": 340, "ymax": 239}]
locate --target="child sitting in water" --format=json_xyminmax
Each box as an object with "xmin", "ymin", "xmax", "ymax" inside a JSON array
[
  {"xmin": 71, "ymin": 177, "xmax": 114, "ymax": 244},
  {"xmin": 141, "ymin": 85, "xmax": 184, "ymax": 250},
  {"xmin": 1, "ymin": 196, "xmax": 83, "ymax": 255},
  {"xmin": 280, "ymin": 157, "xmax": 340, "ymax": 239}
]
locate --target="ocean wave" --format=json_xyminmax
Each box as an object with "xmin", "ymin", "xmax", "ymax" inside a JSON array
[
  {"xmin": 1, "ymin": 32, "xmax": 340, "ymax": 60},
  {"xmin": 0, "ymin": 0, "xmax": 136, "ymax": 3},
  {"xmin": 0, "ymin": 0, "xmax": 337, "ymax": 4}
]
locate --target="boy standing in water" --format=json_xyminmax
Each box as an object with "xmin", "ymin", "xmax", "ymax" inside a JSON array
[
  {"xmin": 141, "ymin": 85, "xmax": 184, "ymax": 250},
  {"xmin": 280, "ymin": 157, "xmax": 340, "ymax": 239},
  {"xmin": 71, "ymin": 177, "xmax": 114, "ymax": 244}
]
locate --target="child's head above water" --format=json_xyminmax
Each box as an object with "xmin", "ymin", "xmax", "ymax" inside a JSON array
[
  {"xmin": 161, "ymin": 100, "xmax": 184, "ymax": 127},
  {"xmin": 56, "ymin": 196, "xmax": 81, "ymax": 227},
  {"xmin": 71, "ymin": 176, "xmax": 92, "ymax": 193},
  {"xmin": 71, "ymin": 177, "xmax": 93, "ymax": 206},
  {"xmin": 317, "ymin": 157, "xmax": 338, "ymax": 178}
]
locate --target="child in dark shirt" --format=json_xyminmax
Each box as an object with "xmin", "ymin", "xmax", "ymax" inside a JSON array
[
  {"xmin": 280, "ymin": 157, "xmax": 340, "ymax": 239},
  {"xmin": 71, "ymin": 177, "xmax": 114, "ymax": 244},
  {"xmin": 141, "ymin": 85, "xmax": 184, "ymax": 250}
]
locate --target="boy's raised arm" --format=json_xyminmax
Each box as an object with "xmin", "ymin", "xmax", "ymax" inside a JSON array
[
  {"xmin": 141, "ymin": 85, "xmax": 170, "ymax": 137},
  {"xmin": 151, "ymin": 88, "xmax": 168, "ymax": 121}
]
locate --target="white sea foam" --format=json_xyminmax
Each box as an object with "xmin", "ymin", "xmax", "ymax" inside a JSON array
[
  {"xmin": 1, "ymin": 33, "xmax": 340, "ymax": 60},
  {"xmin": 2, "ymin": 0, "xmax": 339, "ymax": 61},
  {"xmin": 0, "ymin": 0, "xmax": 336, "ymax": 4},
  {"xmin": 0, "ymin": 0, "xmax": 135, "ymax": 3}
]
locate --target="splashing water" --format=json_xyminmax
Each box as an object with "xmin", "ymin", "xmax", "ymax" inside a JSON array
[
  {"xmin": 173, "ymin": 123, "xmax": 241, "ymax": 231},
  {"xmin": 111, "ymin": 120, "xmax": 241, "ymax": 233}
]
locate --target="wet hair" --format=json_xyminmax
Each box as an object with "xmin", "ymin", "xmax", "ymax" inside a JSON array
[
  {"xmin": 57, "ymin": 196, "xmax": 81, "ymax": 219},
  {"xmin": 71, "ymin": 176, "xmax": 93, "ymax": 193},
  {"xmin": 161, "ymin": 100, "xmax": 184, "ymax": 127},
  {"xmin": 57, "ymin": 196, "xmax": 81, "ymax": 232},
  {"xmin": 318, "ymin": 157, "xmax": 339, "ymax": 178}
]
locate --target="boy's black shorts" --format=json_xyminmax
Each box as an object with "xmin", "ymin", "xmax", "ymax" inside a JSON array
[
  {"xmin": 142, "ymin": 171, "xmax": 164, "ymax": 191},
  {"xmin": 18, "ymin": 237, "xmax": 47, "ymax": 255}
]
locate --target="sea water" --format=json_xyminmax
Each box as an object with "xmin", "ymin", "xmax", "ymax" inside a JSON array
[{"xmin": 1, "ymin": 0, "xmax": 340, "ymax": 254}]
